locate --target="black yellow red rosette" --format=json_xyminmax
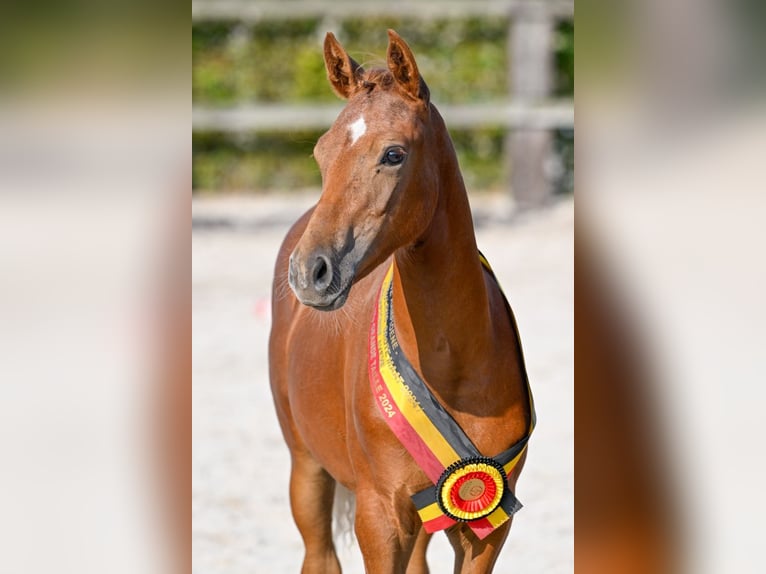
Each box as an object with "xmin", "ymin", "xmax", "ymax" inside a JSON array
[{"xmin": 436, "ymin": 458, "xmax": 507, "ymax": 521}]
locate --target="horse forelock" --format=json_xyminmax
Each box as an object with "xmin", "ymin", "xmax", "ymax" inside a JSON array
[{"xmin": 359, "ymin": 68, "xmax": 395, "ymax": 93}]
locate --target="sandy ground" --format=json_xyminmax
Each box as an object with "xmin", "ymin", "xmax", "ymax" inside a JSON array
[{"xmin": 193, "ymin": 192, "xmax": 573, "ymax": 573}]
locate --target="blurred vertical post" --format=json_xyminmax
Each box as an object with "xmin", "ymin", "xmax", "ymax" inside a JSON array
[{"xmin": 508, "ymin": 2, "xmax": 554, "ymax": 207}]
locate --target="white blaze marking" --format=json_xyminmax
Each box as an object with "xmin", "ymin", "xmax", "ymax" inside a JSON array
[{"xmin": 349, "ymin": 116, "xmax": 366, "ymax": 145}]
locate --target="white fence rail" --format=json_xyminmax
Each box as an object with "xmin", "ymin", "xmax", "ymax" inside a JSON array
[
  {"xmin": 193, "ymin": 102, "xmax": 573, "ymax": 132},
  {"xmin": 193, "ymin": 0, "xmax": 574, "ymax": 21}
]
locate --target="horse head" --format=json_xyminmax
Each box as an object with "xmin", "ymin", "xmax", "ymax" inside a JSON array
[{"xmin": 288, "ymin": 30, "xmax": 439, "ymax": 310}]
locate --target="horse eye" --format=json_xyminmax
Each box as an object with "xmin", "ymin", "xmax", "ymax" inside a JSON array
[{"xmin": 382, "ymin": 147, "xmax": 406, "ymax": 166}]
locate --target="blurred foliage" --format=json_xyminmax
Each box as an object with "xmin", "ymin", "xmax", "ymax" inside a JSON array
[
  {"xmin": 192, "ymin": 16, "xmax": 574, "ymax": 193},
  {"xmin": 193, "ymin": 128, "xmax": 508, "ymax": 192},
  {"xmin": 553, "ymin": 129, "xmax": 575, "ymax": 195},
  {"xmin": 192, "ymin": 18, "xmax": 509, "ymax": 105},
  {"xmin": 554, "ymin": 20, "xmax": 575, "ymax": 97},
  {"xmin": 193, "ymin": 130, "xmax": 322, "ymax": 191}
]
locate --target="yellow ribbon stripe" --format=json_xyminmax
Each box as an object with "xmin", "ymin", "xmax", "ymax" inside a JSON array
[{"xmin": 376, "ymin": 265, "xmax": 461, "ymax": 470}]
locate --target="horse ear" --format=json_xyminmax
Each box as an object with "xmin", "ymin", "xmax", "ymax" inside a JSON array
[
  {"xmin": 323, "ymin": 32, "xmax": 363, "ymax": 100},
  {"xmin": 386, "ymin": 29, "xmax": 429, "ymax": 105}
]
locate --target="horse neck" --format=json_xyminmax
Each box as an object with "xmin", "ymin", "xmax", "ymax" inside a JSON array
[{"xmin": 391, "ymin": 107, "xmax": 493, "ymax": 389}]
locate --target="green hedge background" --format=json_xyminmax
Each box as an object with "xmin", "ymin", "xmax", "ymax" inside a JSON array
[{"xmin": 193, "ymin": 18, "xmax": 573, "ymax": 193}]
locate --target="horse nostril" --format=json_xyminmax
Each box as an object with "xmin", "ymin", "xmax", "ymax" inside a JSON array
[{"xmin": 312, "ymin": 254, "xmax": 332, "ymax": 291}]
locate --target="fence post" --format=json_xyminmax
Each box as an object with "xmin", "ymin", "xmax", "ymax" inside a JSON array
[{"xmin": 507, "ymin": 4, "xmax": 555, "ymax": 208}]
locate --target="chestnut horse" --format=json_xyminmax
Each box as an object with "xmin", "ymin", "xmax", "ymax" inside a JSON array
[{"xmin": 269, "ymin": 30, "xmax": 532, "ymax": 573}]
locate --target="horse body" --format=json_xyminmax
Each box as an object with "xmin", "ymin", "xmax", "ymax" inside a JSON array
[{"xmin": 269, "ymin": 31, "xmax": 531, "ymax": 573}]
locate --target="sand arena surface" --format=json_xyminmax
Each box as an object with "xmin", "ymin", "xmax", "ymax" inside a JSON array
[{"xmin": 193, "ymin": 193, "xmax": 573, "ymax": 572}]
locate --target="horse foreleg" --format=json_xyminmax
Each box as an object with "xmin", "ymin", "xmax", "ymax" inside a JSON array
[
  {"xmin": 289, "ymin": 450, "xmax": 342, "ymax": 574},
  {"xmin": 354, "ymin": 488, "xmax": 421, "ymax": 574},
  {"xmin": 405, "ymin": 527, "xmax": 432, "ymax": 574},
  {"xmin": 445, "ymin": 520, "xmax": 511, "ymax": 574}
]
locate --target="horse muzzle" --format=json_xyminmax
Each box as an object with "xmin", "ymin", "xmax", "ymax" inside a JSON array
[{"xmin": 288, "ymin": 249, "xmax": 353, "ymax": 311}]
